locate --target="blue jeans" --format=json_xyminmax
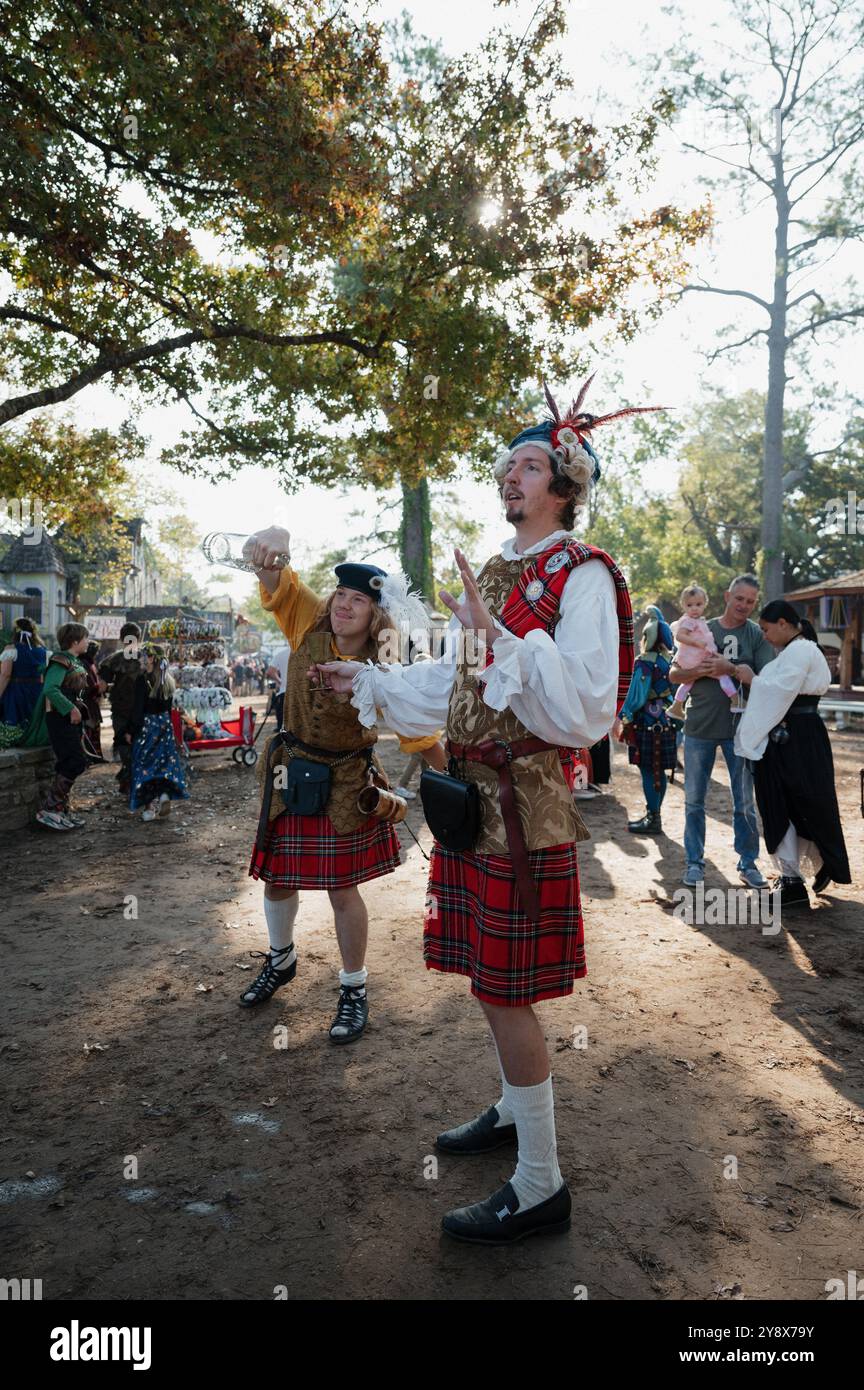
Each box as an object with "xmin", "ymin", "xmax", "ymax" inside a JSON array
[{"xmin": 683, "ymin": 735, "xmax": 760, "ymax": 872}]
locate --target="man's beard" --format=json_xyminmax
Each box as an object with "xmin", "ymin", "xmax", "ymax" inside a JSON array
[{"xmin": 505, "ymin": 502, "xmax": 525, "ymax": 523}]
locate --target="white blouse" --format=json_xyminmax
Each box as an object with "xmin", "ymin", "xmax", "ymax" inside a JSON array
[
  {"xmin": 733, "ymin": 637, "xmax": 831, "ymax": 761},
  {"xmin": 350, "ymin": 529, "xmax": 621, "ymax": 748},
  {"xmin": 1, "ymin": 645, "xmax": 16, "ymax": 664}
]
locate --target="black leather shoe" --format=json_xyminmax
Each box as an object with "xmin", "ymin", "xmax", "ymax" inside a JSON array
[
  {"xmin": 435, "ymin": 1106, "xmax": 517, "ymax": 1155},
  {"xmin": 441, "ymin": 1181, "xmax": 571, "ymax": 1245},
  {"xmin": 238, "ymin": 948, "xmax": 297, "ymax": 1007},
  {"xmin": 628, "ymin": 810, "xmax": 663, "ymax": 835},
  {"xmin": 329, "ymin": 984, "xmax": 368, "ymax": 1044},
  {"xmin": 812, "ymin": 866, "xmax": 831, "ymax": 895},
  {"xmin": 773, "ymin": 875, "xmax": 810, "ymax": 910}
]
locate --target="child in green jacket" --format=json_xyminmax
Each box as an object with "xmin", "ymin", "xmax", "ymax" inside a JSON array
[{"xmin": 31, "ymin": 623, "xmax": 91, "ymax": 831}]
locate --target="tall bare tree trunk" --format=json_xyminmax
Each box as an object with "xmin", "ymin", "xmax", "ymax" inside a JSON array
[
  {"xmin": 399, "ymin": 476, "xmax": 433, "ymax": 600},
  {"xmin": 762, "ymin": 156, "xmax": 789, "ymax": 601}
]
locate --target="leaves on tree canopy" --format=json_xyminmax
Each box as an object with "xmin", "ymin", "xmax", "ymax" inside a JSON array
[{"xmin": 1, "ymin": 0, "xmax": 710, "ymax": 496}]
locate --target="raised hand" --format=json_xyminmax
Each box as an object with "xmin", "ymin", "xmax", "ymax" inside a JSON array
[
  {"xmin": 439, "ymin": 549, "xmax": 497, "ymax": 645},
  {"xmin": 312, "ymin": 660, "xmax": 364, "ymax": 693},
  {"xmin": 245, "ymin": 527, "xmax": 292, "ymax": 572}
]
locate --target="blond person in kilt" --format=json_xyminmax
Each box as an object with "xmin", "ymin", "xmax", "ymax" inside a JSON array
[
  {"xmin": 242, "ymin": 534, "xmax": 433, "ymax": 1044},
  {"xmin": 318, "ymin": 379, "xmax": 650, "ymax": 1243}
]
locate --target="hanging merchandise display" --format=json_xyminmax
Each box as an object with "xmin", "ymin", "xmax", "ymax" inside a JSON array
[
  {"xmin": 145, "ymin": 616, "xmax": 223, "ymax": 643},
  {"xmin": 171, "ymin": 663, "xmax": 231, "ymax": 690},
  {"xmin": 173, "ymin": 685, "xmax": 233, "ymax": 738},
  {"xmin": 152, "ymin": 609, "xmax": 262, "ymax": 766}
]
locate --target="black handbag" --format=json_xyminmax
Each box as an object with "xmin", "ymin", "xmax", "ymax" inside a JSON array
[
  {"xmin": 280, "ymin": 756, "xmax": 332, "ymax": 815},
  {"xmin": 419, "ymin": 768, "xmax": 481, "ymax": 851}
]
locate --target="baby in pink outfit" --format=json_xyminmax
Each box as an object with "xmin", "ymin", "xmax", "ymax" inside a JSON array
[{"xmin": 668, "ymin": 584, "xmax": 737, "ymax": 719}]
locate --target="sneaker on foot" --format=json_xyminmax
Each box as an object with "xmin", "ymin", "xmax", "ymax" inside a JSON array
[
  {"xmin": 35, "ymin": 810, "xmax": 75, "ymax": 831},
  {"xmin": 141, "ymin": 805, "xmax": 158, "ymax": 822},
  {"xmin": 682, "ymin": 864, "xmax": 704, "ymax": 886},
  {"xmin": 739, "ymin": 867, "xmax": 768, "ymax": 889}
]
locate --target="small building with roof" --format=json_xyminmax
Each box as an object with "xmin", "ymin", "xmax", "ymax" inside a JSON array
[
  {"xmin": 784, "ymin": 570, "xmax": 864, "ymax": 690},
  {"xmin": 0, "ymin": 530, "xmax": 74, "ymax": 638}
]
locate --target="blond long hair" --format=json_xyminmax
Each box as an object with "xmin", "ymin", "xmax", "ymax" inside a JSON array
[
  {"xmin": 144, "ymin": 644, "xmax": 176, "ymax": 701},
  {"xmin": 312, "ymin": 589, "xmax": 390, "ymax": 644}
]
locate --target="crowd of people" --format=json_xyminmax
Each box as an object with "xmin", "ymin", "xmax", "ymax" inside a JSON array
[
  {"xmin": 230, "ymin": 655, "xmax": 269, "ymax": 697},
  {"xmin": 0, "ymin": 618, "xmax": 189, "ymax": 830},
  {"xmin": 614, "ymin": 576, "xmax": 850, "ymax": 908},
  {"xmin": 233, "ymin": 376, "xmax": 853, "ymax": 1247},
  {"xmin": 0, "ymin": 373, "xmax": 855, "ymax": 1250}
]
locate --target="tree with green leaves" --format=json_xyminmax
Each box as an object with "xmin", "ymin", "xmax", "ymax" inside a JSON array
[
  {"xmin": 592, "ymin": 388, "xmax": 864, "ymax": 613},
  {"xmin": 0, "ymin": 414, "xmax": 148, "ymax": 597},
  {"xmin": 1, "ymin": 0, "xmax": 711, "ymax": 602},
  {"xmin": 0, "ymin": 0, "xmax": 390, "ymax": 430},
  {"xmin": 664, "ymin": 0, "xmax": 864, "ymax": 598},
  {"xmin": 332, "ymin": 7, "xmax": 711, "ymax": 594}
]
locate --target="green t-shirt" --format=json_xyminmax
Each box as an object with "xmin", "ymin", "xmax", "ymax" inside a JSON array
[{"xmin": 682, "ymin": 617, "xmax": 776, "ymax": 741}]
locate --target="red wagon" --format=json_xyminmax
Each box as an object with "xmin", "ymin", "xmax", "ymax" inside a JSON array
[{"xmin": 171, "ymin": 704, "xmax": 258, "ymax": 766}]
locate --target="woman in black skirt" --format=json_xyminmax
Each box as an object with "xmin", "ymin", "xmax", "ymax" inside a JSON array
[{"xmin": 734, "ymin": 600, "xmax": 851, "ymax": 909}]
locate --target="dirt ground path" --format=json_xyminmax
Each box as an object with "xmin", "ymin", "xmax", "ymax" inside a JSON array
[{"xmin": 2, "ymin": 705, "xmax": 862, "ymax": 1301}]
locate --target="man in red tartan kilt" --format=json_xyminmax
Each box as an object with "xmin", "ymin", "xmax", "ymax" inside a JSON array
[
  {"xmin": 240, "ymin": 532, "xmax": 435, "ymax": 1044},
  {"xmin": 318, "ymin": 377, "xmax": 652, "ymax": 1244}
]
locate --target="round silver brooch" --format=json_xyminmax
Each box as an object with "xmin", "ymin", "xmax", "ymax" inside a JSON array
[
  {"xmin": 543, "ymin": 550, "xmax": 571, "ymax": 575},
  {"xmin": 524, "ymin": 578, "xmax": 545, "ymax": 601}
]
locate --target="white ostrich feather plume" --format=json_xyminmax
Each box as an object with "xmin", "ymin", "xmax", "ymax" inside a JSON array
[{"xmin": 377, "ymin": 570, "xmax": 430, "ymax": 646}]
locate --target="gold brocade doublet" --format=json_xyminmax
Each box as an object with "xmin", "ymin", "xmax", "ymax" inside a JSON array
[
  {"xmin": 446, "ymin": 553, "xmax": 589, "ymax": 855},
  {"xmin": 263, "ymin": 630, "xmax": 385, "ymax": 835}
]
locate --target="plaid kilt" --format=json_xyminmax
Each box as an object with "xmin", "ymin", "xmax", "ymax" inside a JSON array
[
  {"xmin": 425, "ymin": 841, "xmax": 585, "ymax": 1006},
  {"xmin": 627, "ymin": 717, "xmax": 678, "ymax": 771},
  {"xmin": 249, "ymin": 809, "xmax": 401, "ymax": 889}
]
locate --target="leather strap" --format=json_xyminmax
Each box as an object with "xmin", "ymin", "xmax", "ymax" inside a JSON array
[
  {"xmin": 279, "ymin": 729, "xmax": 369, "ymax": 766},
  {"xmin": 447, "ymin": 736, "xmax": 558, "ymax": 922},
  {"xmin": 254, "ymin": 732, "xmax": 281, "ymax": 851}
]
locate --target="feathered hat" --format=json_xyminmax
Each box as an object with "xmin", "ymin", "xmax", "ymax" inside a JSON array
[
  {"xmin": 493, "ymin": 373, "xmax": 667, "ymax": 504},
  {"xmin": 334, "ymin": 562, "xmax": 429, "ymax": 640},
  {"xmin": 640, "ymin": 605, "xmax": 674, "ymax": 655}
]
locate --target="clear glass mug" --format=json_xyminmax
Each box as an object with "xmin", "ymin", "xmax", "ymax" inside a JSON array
[{"xmin": 201, "ymin": 532, "xmax": 290, "ymax": 573}]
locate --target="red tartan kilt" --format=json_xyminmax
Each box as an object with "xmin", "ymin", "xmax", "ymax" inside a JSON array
[
  {"xmin": 249, "ymin": 809, "xmax": 401, "ymax": 890},
  {"xmin": 424, "ymin": 841, "xmax": 585, "ymax": 1006}
]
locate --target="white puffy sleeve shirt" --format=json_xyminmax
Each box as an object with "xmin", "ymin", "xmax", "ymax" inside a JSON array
[
  {"xmin": 733, "ymin": 638, "xmax": 831, "ymax": 761},
  {"xmin": 350, "ymin": 536, "xmax": 621, "ymax": 749}
]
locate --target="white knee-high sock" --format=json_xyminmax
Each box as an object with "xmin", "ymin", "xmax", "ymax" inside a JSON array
[
  {"xmin": 492, "ymin": 1038, "xmax": 514, "ymax": 1127},
  {"xmin": 263, "ymin": 894, "xmax": 298, "ymax": 966},
  {"xmin": 502, "ymin": 1074, "xmax": 564, "ymax": 1210}
]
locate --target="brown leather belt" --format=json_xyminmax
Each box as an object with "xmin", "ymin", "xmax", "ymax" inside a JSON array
[{"xmin": 447, "ymin": 736, "xmax": 558, "ymax": 923}]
